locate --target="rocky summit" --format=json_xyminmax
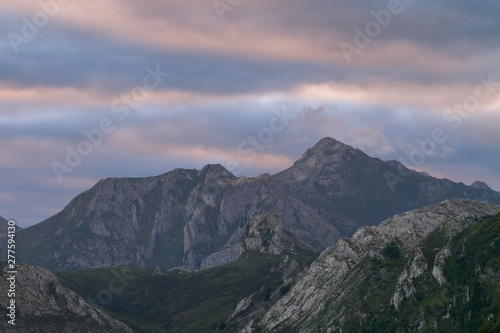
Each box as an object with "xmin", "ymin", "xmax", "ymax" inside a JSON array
[{"xmin": 6, "ymin": 137, "xmax": 500, "ymax": 273}]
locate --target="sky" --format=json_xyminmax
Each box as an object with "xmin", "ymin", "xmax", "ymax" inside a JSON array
[{"xmin": 1, "ymin": 0, "xmax": 499, "ymax": 227}]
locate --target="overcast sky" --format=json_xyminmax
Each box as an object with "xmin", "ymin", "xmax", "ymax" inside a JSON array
[{"xmin": 1, "ymin": 0, "xmax": 499, "ymax": 227}]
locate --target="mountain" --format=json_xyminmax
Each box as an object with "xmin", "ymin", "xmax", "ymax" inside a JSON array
[
  {"xmin": 12, "ymin": 137, "xmax": 500, "ymax": 272},
  {"xmin": 274, "ymin": 137, "xmax": 500, "ymax": 235},
  {"xmin": 15, "ymin": 166, "xmax": 336, "ymax": 271},
  {"xmin": 0, "ymin": 264, "xmax": 132, "ymax": 332},
  {"xmin": 227, "ymin": 200, "xmax": 500, "ymax": 332}
]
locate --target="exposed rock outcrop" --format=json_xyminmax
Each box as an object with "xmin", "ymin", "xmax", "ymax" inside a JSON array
[
  {"xmin": 201, "ymin": 213, "xmax": 315, "ymax": 269},
  {"xmin": 235, "ymin": 200, "xmax": 500, "ymax": 332},
  {"xmin": 0, "ymin": 265, "xmax": 132, "ymax": 333}
]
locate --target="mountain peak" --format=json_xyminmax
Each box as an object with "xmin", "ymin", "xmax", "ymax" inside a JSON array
[
  {"xmin": 278, "ymin": 137, "xmax": 367, "ymax": 180},
  {"xmin": 298, "ymin": 137, "xmax": 358, "ymax": 162},
  {"xmin": 471, "ymin": 180, "xmax": 492, "ymax": 191},
  {"xmin": 311, "ymin": 137, "xmax": 352, "ymax": 153},
  {"xmin": 199, "ymin": 164, "xmax": 235, "ymax": 179},
  {"xmin": 313, "ymin": 136, "xmax": 341, "ymax": 147}
]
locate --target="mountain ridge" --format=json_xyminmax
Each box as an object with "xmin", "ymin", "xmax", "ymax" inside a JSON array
[
  {"xmin": 228, "ymin": 200, "xmax": 500, "ymax": 332},
  {"xmin": 14, "ymin": 161, "xmax": 338, "ymax": 271},
  {"xmin": 7, "ymin": 137, "xmax": 500, "ymax": 272}
]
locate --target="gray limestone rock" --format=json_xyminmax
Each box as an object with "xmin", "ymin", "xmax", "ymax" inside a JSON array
[
  {"xmin": 243, "ymin": 200, "xmax": 500, "ymax": 332},
  {"xmin": 0, "ymin": 265, "xmax": 132, "ymax": 332}
]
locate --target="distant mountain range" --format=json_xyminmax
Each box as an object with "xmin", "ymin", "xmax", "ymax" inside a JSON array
[
  {"xmin": 2, "ymin": 137, "xmax": 500, "ymax": 332},
  {"xmin": 4, "ymin": 137, "xmax": 500, "ymax": 272}
]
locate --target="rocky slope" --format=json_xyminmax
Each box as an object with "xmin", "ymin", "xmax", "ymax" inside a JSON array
[
  {"xmin": 228, "ymin": 200, "xmax": 500, "ymax": 332},
  {"xmin": 12, "ymin": 137, "xmax": 500, "ymax": 272},
  {"xmin": 0, "ymin": 264, "xmax": 132, "ymax": 333}
]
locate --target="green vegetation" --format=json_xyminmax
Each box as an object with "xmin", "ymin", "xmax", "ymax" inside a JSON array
[
  {"xmin": 443, "ymin": 213, "xmax": 500, "ymax": 332},
  {"xmin": 381, "ymin": 240, "xmax": 400, "ymax": 259},
  {"xmin": 56, "ymin": 250, "xmax": 316, "ymax": 332},
  {"xmin": 316, "ymin": 213, "xmax": 500, "ymax": 333}
]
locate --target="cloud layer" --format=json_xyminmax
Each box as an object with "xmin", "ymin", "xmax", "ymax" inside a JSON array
[{"xmin": 1, "ymin": 0, "xmax": 499, "ymax": 226}]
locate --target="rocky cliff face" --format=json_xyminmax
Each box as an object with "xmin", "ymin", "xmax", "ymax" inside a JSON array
[
  {"xmin": 201, "ymin": 213, "xmax": 316, "ymax": 269},
  {"xmin": 230, "ymin": 200, "xmax": 500, "ymax": 332},
  {"xmin": 12, "ymin": 137, "xmax": 500, "ymax": 272},
  {"xmin": 16, "ymin": 165, "xmax": 337, "ymax": 271},
  {"xmin": 0, "ymin": 265, "xmax": 132, "ymax": 333}
]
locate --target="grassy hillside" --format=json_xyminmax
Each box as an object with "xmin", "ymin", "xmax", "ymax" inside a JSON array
[{"xmin": 56, "ymin": 251, "xmax": 316, "ymax": 332}]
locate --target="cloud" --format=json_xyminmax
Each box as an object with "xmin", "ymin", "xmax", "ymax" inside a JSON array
[
  {"xmin": 289, "ymin": 106, "xmax": 396, "ymax": 157},
  {"xmin": 1, "ymin": 0, "xmax": 499, "ymax": 226},
  {"xmin": 3, "ymin": 0, "xmax": 499, "ymax": 98}
]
